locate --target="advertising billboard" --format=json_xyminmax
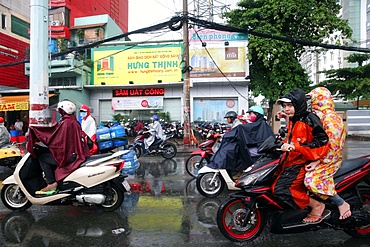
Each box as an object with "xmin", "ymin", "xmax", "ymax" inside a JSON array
[
  {"xmin": 92, "ymin": 44, "xmax": 183, "ymax": 85},
  {"xmin": 189, "ymin": 45, "xmax": 246, "ymax": 78}
]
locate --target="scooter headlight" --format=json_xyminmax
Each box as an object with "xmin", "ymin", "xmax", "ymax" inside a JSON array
[{"xmin": 236, "ymin": 166, "xmax": 275, "ymax": 187}]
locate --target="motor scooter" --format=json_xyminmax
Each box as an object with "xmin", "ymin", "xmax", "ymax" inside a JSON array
[
  {"xmin": 217, "ymin": 134, "xmax": 370, "ymax": 242},
  {"xmin": 130, "ymin": 128, "xmax": 177, "ymax": 159},
  {"xmin": 185, "ymin": 130, "xmax": 219, "ymax": 177},
  {"xmin": 1, "ymin": 146, "xmax": 131, "ymax": 212},
  {"xmin": 0, "ymin": 142, "xmax": 26, "ymax": 170},
  {"xmin": 196, "ymin": 152, "xmax": 263, "ymax": 198}
]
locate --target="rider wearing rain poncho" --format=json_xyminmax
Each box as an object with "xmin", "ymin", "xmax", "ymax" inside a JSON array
[{"xmin": 208, "ymin": 107, "xmax": 275, "ymax": 171}]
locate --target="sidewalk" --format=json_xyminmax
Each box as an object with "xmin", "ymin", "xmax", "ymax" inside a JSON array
[
  {"xmin": 129, "ymin": 134, "xmax": 370, "ymax": 155},
  {"xmin": 172, "ymin": 134, "xmax": 370, "ymax": 154},
  {"xmin": 347, "ymin": 134, "xmax": 370, "ymax": 141},
  {"xmin": 170, "ymin": 138, "xmax": 198, "ymax": 154}
]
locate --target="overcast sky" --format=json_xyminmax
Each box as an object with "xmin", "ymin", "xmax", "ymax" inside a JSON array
[{"xmin": 127, "ymin": 0, "xmax": 239, "ymax": 41}]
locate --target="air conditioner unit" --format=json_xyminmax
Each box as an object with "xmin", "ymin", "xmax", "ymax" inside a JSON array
[{"xmin": 51, "ymin": 20, "xmax": 60, "ymax": 26}]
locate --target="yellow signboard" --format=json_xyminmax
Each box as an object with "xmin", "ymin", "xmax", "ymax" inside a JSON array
[
  {"xmin": 0, "ymin": 102, "xmax": 29, "ymax": 111},
  {"xmin": 92, "ymin": 44, "xmax": 183, "ymax": 85}
]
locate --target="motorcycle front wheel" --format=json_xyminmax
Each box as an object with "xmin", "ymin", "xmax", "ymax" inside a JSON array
[
  {"xmin": 133, "ymin": 146, "xmax": 142, "ymax": 159},
  {"xmin": 161, "ymin": 143, "xmax": 177, "ymax": 159},
  {"xmin": 1, "ymin": 184, "xmax": 32, "ymax": 211},
  {"xmin": 196, "ymin": 172, "xmax": 225, "ymax": 198},
  {"xmin": 217, "ymin": 198, "xmax": 266, "ymax": 242},
  {"xmin": 185, "ymin": 154, "xmax": 209, "ymax": 177},
  {"xmin": 97, "ymin": 182, "xmax": 124, "ymax": 212}
]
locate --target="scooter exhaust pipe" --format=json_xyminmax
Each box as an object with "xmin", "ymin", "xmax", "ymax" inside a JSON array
[{"xmin": 76, "ymin": 194, "xmax": 106, "ymax": 204}]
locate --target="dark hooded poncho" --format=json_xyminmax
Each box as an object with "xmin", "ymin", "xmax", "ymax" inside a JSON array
[{"xmin": 208, "ymin": 116, "xmax": 275, "ymax": 171}]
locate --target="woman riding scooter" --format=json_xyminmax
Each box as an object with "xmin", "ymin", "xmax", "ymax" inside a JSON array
[{"xmin": 27, "ymin": 99, "xmax": 90, "ymax": 194}]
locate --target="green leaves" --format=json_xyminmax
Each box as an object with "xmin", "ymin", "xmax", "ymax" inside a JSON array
[{"xmin": 225, "ymin": 0, "xmax": 352, "ymax": 119}]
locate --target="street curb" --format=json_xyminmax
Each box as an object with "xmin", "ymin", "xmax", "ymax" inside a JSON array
[{"xmin": 347, "ymin": 135, "xmax": 370, "ymax": 141}]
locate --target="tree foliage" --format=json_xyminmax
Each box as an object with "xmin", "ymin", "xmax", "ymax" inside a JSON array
[
  {"xmin": 320, "ymin": 53, "xmax": 370, "ymax": 108},
  {"xmin": 224, "ymin": 0, "xmax": 352, "ymax": 119}
]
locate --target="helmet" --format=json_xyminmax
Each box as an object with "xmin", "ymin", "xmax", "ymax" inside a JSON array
[
  {"xmin": 0, "ymin": 117, "xmax": 4, "ymax": 123},
  {"xmin": 224, "ymin": 111, "xmax": 237, "ymax": 119},
  {"xmin": 247, "ymin": 106, "xmax": 264, "ymax": 116},
  {"xmin": 150, "ymin": 115, "xmax": 159, "ymax": 121},
  {"xmin": 57, "ymin": 100, "xmax": 76, "ymax": 115}
]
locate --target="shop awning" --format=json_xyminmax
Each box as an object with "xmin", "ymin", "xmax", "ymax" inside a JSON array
[{"xmin": 0, "ymin": 94, "xmax": 55, "ymax": 111}]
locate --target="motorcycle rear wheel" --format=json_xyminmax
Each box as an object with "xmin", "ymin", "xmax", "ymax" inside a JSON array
[
  {"xmin": 343, "ymin": 186, "xmax": 370, "ymax": 238},
  {"xmin": 196, "ymin": 172, "xmax": 225, "ymax": 198},
  {"xmin": 185, "ymin": 154, "xmax": 209, "ymax": 177},
  {"xmin": 1, "ymin": 184, "xmax": 32, "ymax": 211},
  {"xmin": 161, "ymin": 143, "xmax": 177, "ymax": 159},
  {"xmin": 97, "ymin": 182, "xmax": 124, "ymax": 212},
  {"xmin": 217, "ymin": 198, "xmax": 266, "ymax": 242}
]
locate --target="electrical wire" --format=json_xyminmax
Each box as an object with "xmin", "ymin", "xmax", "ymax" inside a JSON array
[{"xmin": 1, "ymin": 15, "xmax": 369, "ymax": 70}]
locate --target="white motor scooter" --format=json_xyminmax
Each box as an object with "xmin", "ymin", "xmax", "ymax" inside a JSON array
[
  {"xmin": 1, "ymin": 147, "xmax": 131, "ymax": 212},
  {"xmin": 195, "ymin": 166, "xmax": 243, "ymax": 198}
]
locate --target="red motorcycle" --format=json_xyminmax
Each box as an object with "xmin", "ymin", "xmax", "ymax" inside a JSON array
[
  {"xmin": 185, "ymin": 130, "xmax": 221, "ymax": 177},
  {"xmin": 217, "ymin": 134, "xmax": 370, "ymax": 242}
]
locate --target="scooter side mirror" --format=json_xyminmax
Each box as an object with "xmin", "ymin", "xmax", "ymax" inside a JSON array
[{"xmin": 279, "ymin": 127, "xmax": 286, "ymax": 138}]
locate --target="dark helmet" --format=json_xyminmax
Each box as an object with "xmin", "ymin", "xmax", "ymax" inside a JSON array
[{"xmin": 224, "ymin": 111, "xmax": 237, "ymax": 119}]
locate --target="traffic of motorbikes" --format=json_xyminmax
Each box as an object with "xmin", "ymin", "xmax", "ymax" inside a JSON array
[{"xmin": 1, "ymin": 116, "xmax": 370, "ymax": 244}]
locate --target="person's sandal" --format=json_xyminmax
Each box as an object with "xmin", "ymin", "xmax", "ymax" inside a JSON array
[{"xmin": 35, "ymin": 190, "xmax": 57, "ymax": 196}]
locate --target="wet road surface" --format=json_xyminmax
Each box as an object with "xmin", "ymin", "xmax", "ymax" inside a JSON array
[{"xmin": 0, "ymin": 138, "xmax": 369, "ymax": 247}]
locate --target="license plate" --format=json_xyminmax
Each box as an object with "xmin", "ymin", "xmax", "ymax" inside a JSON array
[{"xmin": 122, "ymin": 180, "xmax": 131, "ymax": 192}]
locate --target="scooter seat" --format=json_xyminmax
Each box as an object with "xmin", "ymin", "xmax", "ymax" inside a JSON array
[
  {"xmin": 334, "ymin": 157, "xmax": 370, "ymax": 178},
  {"xmin": 80, "ymin": 153, "xmax": 113, "ymax": 167}
]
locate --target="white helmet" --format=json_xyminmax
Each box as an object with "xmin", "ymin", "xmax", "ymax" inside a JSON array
[{"xmin": 57, "ymin": 100, "xmax": 76, "ymax": 115}]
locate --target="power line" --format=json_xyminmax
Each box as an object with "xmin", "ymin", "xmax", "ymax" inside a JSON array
[{"xmin": 2, "ymin": 15, "xmax": 370, "ymax": 69}]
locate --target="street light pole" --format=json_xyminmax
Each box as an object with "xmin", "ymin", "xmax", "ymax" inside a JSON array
[
  {"xmin": 29, "ymin": 0, "xmax": 50, "ymax": 126},
  {"xmin": 182, "ymin": 0, "xmax": 191, "ymax": 145}
]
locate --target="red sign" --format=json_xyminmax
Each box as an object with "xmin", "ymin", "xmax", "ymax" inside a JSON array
[
  {"xmin": 226, "ymin": 99, "xmax": 235, "ymax": 108},
  {"xmin": 141, "ymin": 100, "xmax": 149, "ymax": 108},
  {"xmin": 113, "ymin": 88, "xmax": 165, "ymax": 97}
]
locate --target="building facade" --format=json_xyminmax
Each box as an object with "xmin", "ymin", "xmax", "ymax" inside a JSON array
[
  {"xmin": 0, "ymin": 0, "xmax": 128, "ymax": 126},
  {"xmin": 301, "ymin": 0, "xmax": 369, "ymax": 84}
]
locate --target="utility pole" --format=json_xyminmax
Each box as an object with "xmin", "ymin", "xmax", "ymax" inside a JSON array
[
  {"xmin": 182, "ymin": 0, "xmax": 191, "ymax": 145},
  {"xmin": 29, "ymin": 0, "xmax": 50, "ymax": 126}
]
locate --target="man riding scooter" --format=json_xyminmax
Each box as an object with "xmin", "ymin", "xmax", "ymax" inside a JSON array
[
  {"xmin": 196, "ymin": 106, "xmax": 275, "ymax": 197},
  {"xmin": 143, "ymin": 115, "xmax": 165, "ymax": 154},
  {"xmin": 27, "ymin": 99, "xmax": 90, "ymax": 194}
]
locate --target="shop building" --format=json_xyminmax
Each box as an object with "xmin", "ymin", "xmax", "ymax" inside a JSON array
[{"xmin": 85, "ymin": 29, "xmax": 249, "ymax": 124}]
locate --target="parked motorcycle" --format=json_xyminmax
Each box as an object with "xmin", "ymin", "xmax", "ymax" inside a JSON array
[
  {"xmin": 0, "ymin": 143, "xmax": 26, "ymax": 170},
  {"xmin": 130, "ymin": 128, "xmax": 177, "ymax": 159},
  {"xmin": 1, "ymin": 147, "xmax": 131, "ymax": 211},
  {"xmin": 216, "ymin": 134, "xmax": 370, "ymax": 242},
  {"xmin": 185, "ymin": 130, "xmax": 219, "ymax": 177}
]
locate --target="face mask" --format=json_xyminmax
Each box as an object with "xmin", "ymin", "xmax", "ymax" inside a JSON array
[
  {"xmin": 248, "ymin": 115, "xmax": 257, "ymax": 123},
  {"xmin": 80, "ymin": 112, "xmax": 87, "ymax": 118}
]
